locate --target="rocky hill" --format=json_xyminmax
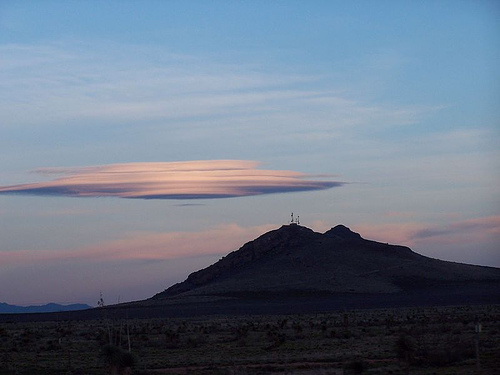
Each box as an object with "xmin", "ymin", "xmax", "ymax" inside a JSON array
[
  {"xmin": 153, "ymin": 224, "xmax": 500, "ymax": 300},
  {"xmin": 2, "ymin": 224, "xmax": 498, "ymax": 322}
]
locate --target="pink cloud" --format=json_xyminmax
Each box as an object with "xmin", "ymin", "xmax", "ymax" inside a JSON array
[
  {"xmin": 383, "ymin": 211, "xmax": 416, "ymax": 219},
  {"xmin": 0, "ymin": 223, "xmax": 276, "ymax": 267},
  {"xmin": 351, "ymin": 222, "xmax": 419, "ymax": 246},
  {"xmin": 0, "ymin": 160, "xmax": 342, "ymax": 199},
  {"xmin": 4, "ymin": 217, "xmax": 497, "ymax": 268},
  {"xmin": 354, "ymin": 215, "xmax": 500, "ymax": 247}
]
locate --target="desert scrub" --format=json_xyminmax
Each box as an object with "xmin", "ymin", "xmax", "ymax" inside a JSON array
[{"xmin": 1, "ymin": 305, "xmax": 499, "ymax": 374}]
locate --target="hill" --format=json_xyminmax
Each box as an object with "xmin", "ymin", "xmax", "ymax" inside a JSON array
[
  {"xmin": 153, "ymin": 224, "xmax": 500, "ymax": 300},
  {"xmin": 2, "ymin": 224, "xmax": 498, "ymax": 322}
]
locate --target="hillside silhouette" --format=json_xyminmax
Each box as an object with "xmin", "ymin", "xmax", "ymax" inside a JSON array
[
  {"xmin": 154, "ymin": 224, "xmax": 500, "ymax": 300},
  {"xmin": 3, "ymin": 224, "xmax": 499, "ymax": 322}
]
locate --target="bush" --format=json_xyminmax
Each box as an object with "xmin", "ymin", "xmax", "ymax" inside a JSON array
[
  {"xmin": 344, "ymin": 359, "xmax": 367, "ymax": 374},
  {"xmin": 266, "ymin": 328, "xmax": 286, "ymax": 349},
  {"xmin": 395, "ymin": 334, "xmax": 415, "ymax": 362},
  {"xmin": 0, "ymin": 327, "xmax": 8, "ymax": 338},
  {"xmin": 100, "ymin": 344, "xmax": 136, "ymax": 375},
  {"xmin": 185, "ymin": 335, "xmax": 206, "ymax": 348},
  {"xmin": 164, "ymin": 329, "xmax": 180, "ymax": 349}
]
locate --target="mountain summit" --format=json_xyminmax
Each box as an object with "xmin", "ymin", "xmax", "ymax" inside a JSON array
[{"xmin": 153, "ymin": 224, "xmax": 500, "ymax": 301}]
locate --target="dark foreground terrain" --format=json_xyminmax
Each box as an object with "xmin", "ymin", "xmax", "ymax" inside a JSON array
[
  {"xmin": 2, "ymin": 225, "xmax": 499, "ymax": 374},
  {"xmin": 1, "ymin": 304, "xmax": 499, "ymax": 375},
  {"xmin": 2, "ymin": 282, "xmax": 498, "ymax": 323}
]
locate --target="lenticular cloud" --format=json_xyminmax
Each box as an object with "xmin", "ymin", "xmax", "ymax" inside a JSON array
[{"xmin": 0, "ymin": 160, "xmax": 343, "ymax": 200}]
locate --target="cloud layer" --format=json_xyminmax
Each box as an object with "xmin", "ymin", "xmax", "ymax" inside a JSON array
[
  {"xmin": 0, "ymin": 160, "xmax": 342, "ymax": 200},
  {"xmin": 0, "ymin": 223, "xmax": 276, "ymax": 305},
  {"xmin": 355, "ymin": 216, "xmax": 500, "ymax": 247},
  {"xmin": 0, "ymin": 223, "xmax": 276, "ymax": 267}
]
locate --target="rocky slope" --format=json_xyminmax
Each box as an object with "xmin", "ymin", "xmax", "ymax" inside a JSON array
[{"xmin": 153, "ymin": 224, "xmax": 500, "ymax": 300}]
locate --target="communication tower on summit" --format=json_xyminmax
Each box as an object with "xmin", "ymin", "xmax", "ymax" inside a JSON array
[{"xmin": 290, "ymin": 212, "xmax": 300, "ymax": 225}]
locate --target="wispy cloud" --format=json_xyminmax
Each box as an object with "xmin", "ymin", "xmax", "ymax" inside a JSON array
[
  {"xmin": 409, "ymin": 216, "xmax": 500, "ymax": 244},
  {"xmin": 345, "ymin": 216, "xmax": 500, "ymax": 267},
  {"xmin": 0, "ymin": 223, "xmax": 278, "ymax": 305},
  {"xmin": 0, "ymin": 42, "xmax": 435, "ymax": 135},
  {"xmin": 0, "ymin": 160, "xmax": 343, "ymax": 200},
  {"xmin": 0, "ymin": 223, "xmax": 276, "ymax": 266},
  {"xmin": 355, "ymin": 216, "xmax": 500, "ymax": 247}
]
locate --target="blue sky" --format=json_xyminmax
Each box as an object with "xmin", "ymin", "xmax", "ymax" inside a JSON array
[{"xmin": 0, "ymin": 1, "xmax": 499, "ymax": 306}]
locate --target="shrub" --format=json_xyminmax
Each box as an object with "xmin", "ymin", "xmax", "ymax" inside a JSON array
[
  {"xmin": 0, "ymin": 327, "xmax": 8, "ymax": 337},
  {"xmin": 185, "ymin": 335, "xmax": 206, "ymax": 348},
  {"xmin": 164, "ymin": 329, "xmax": 180, "ymax": 349},
  {"xmin": 395, "ymin": 334, "xmax": 415, "ymax": 362},
  {"xmin": 100, "ymin": 344, "xmax": 136, "ymax": 375},
  {"xmin": 344, "ymin": 359, "xmax": 367, "ymax": 374},
  {"xmin": 266, "ymin": 328, "xmax": 286, "ymax": 349}
]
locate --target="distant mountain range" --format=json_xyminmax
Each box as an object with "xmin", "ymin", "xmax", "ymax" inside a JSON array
[
  {"xmin": 0, "ymin": 302, "xmax": 92, "ymax": 314},
  {"xmin": 153, "ymin": 224, "xmax": 500, "ymax": 301}
]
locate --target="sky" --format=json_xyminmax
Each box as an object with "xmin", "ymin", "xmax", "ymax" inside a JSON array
[{"xmin": 1, "ymin": 0, "xmax": 499, "ymax": 306}]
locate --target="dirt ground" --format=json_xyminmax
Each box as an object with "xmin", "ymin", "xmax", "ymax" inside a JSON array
[{"xmin": 0, "ymin": 304, "xmax": 499, "ymax": 374}]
